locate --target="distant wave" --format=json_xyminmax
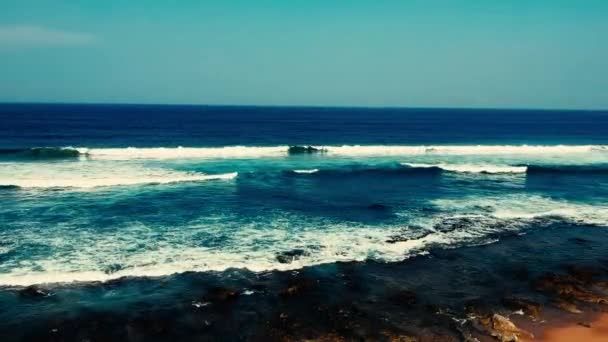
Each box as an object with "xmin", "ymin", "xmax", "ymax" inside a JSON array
[
  {"xmin": 289, "ymin": 163, "xmax": 608, "ymax": 178},
  {"xmin": 1, "ymin": 145, "xmax": 605, "ymax": 161},
  {"xmin": 526, "ymin": 164, "xmax": 608, "ymax": 175},
  {"xmin": 292, "ymin": 169, "xmax": 319, "ymax": 174},
  {"xmin": 401, "ymin": 163, "xmax": 528, "ymax": 174},
  {"xmin": 0, "ymin": 172, "xmax": 237, "ymax": 189},
  {"xmin": 0, "ymin": 147, "xmax": 83, "ymax": 160}
]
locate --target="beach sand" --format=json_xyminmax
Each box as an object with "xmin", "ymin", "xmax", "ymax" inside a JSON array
[{"xmin": 523, "ymin": 313, "xmax": 608, "ymax": 342}]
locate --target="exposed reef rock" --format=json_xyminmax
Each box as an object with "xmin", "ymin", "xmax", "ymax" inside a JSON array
[
  {"xmin": 502, "ymin": 297, "xmax": 541, "ymax": 320},
  {"xmin": 288, "ymin": 146, "xmax": 327, "ymax": 155},
  {"xmin": 469, "ymin": 313, "xmax": 533, "ymax": 342}
]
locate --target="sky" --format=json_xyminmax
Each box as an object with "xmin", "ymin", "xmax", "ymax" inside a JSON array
[{"xmin": 0, "ymin": 1, "xmax": 607, "ymax": 109}]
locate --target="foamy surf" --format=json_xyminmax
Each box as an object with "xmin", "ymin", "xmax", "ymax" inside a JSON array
[
  {"xmin": 50, "ymin": 144, "xmax": 608, "ymax": 160},
  {"xmin": 0, "ymin": 171, "xmax": 237, "ymax": 189},
  {"xmin": 401, "ymin": 163, "xmax": 528, "ymax": 174},
  {"xmin": 1, "ymin": 195, "xmax": 605, "ymax": 287}
]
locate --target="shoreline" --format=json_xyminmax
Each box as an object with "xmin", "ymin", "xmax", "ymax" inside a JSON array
[
  {"xmin": 523, "ymin": 313, "xmax": 608, "ymax": 342},
  {"xmin": 2, "ymin": 225, "xmax": 608, "ymax": 341}
]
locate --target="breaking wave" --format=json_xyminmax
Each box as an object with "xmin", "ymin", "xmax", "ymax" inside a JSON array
[
  {"xmin": 0, "ymin": 171, "xmax": 237, "ymax": 189},
  {"xmin": 401, "ymin": 163, "xmax": 528, "ymax": 174},
  {"xmin": 0, "ymin": 195, "xmax": 605, "ymax": 286},
  {"xmin": 1, "ymin": 145, "xmax": 605, "ymax": 161}
]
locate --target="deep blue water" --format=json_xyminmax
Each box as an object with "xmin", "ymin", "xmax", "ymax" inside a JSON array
[
  {"xmin": 1, "ymin": 104, "xmax": 608, "ymax": 148},
  {"xmin": 0, "ymin": 103, "xmax": 608, "ymax": 340}
]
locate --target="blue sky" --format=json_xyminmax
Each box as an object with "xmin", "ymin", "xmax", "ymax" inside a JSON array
[{"xmin": 0, "ymin": 1, "xmax": 606, "ymax": 109}]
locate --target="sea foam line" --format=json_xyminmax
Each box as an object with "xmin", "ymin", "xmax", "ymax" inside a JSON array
[
  {"xmin": 68, "ymin": 145, "xmax": 607, "ymax": 160},
  {"xmin": 0, "ymin": 172, "xmax": 238, "ymax": 189},
  {"xmin": 401, "ymin": 163, "xmax": 528, "ymax": 174}
]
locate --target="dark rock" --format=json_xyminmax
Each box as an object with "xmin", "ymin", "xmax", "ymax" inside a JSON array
[
  {"xmin": 535, "ymin": 273, "xmax": 608, "ymax": 304},
  {"xmin": 552, "ymin": 299, "xmax": 582, "ymax": 314},
  {"xmin": 18, "ymin": 285, "xmax": 51, "ymax": 298},
  {"xmin": 386, "ymin": 230, "xmax": 431, "ymax": 244},
  {"xmin": 367, "ymin": 203, "xmax": 391, "ymax": 211},
  {"xmin": 389, "ymin": 290, "xmax": 418, "ymax": 306},
  {"xmin": 103, "ymin": 263, "xmax": 124, "ymax": 274},
  {"xmin": 206, "ymin": 287, "xmax": 240, "ymax": 302},
  {"xmin": 279, "ymin": 278, "xmax": 317, "ymax": 297},
  {"xmin": 276, "ymin": 249, "xmax": 309, "ymax": 264},
  {"xmin": 578, "ymin": 322, "xmax": 592, "ymax": 328},
  {"xmin": 566, "ymin": 265, "xmax": 600, "ymax": 284},
  {"xmin": 288, "ymin": 146, "xmax": 327, "ymax": 155}
]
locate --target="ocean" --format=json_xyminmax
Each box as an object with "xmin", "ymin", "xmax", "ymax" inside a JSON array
[{"xmin": 1, "ymin": 103, "xmax": 608, "ymax": 340}]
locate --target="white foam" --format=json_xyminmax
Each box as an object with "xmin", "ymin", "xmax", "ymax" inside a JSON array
[
  {"xmin": 432, "ymin": 195, "xmax": 608, "ymax": 226},
  {"xmin": 0, "ymin": 162, "xmax": 237, "ymax": 189},
  {"xmin": 401, "ymin": 163, "xmax": 527, "ymax": 174},
  {"xmin": 0, "ymin": 194, "xmax": 606, "ymax": 287},
  {"xmin": 67, "ymin": 145, "xmax": 608, "ymax": 160},
  {"xmin": 325, "ymin": 145, "xmax": 605, "ymax": 157},
  {"xmin": 293, "ymin": 169, "xmax": 319, "ymax": 174},
  {"xmin": 0, "ymin": 210, "xmax": 526, "ymax": 287},
  {"xmin": 76, "ymin": 146, "xmax": 286, "ymax": 160}
]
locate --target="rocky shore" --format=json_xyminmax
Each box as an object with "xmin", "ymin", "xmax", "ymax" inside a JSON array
[{"xmin": 2, "ymin": 224, "xmax": 608, "ymax": 341}]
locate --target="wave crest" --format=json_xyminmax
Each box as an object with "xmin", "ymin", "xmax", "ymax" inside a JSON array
[
  {"xmin": 401, "ymin": 163, "xmax": 528, "ymax": 174},
  {"xmin": 0, "ymin": 171, "xmax": 237, "ymax": 189},
  {"xmin": 2, "ymin": 144, "xmax": 604, "ymax": 161}
]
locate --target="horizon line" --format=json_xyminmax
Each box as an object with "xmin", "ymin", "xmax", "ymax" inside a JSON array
[{"xmin": 0, "ymin": 101, "xmax": 606, "ymax": 112}]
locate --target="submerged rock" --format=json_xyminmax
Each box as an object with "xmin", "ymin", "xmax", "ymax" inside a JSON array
[
  {"xmin": 205, "ymin": 287, "xmax": 240, "ymax": 302},
  {"xmin": 552, "ymin": 299, "xmax": 582, "ymax": 314},
  {"xmin": 279, "ymin": 278, "xmax": 317, "ymax": 297},
  {"xmin": 502, "ymin": 297, "xmax": 541, "ymax": 320},
  {"xmin": 103, "ymin": 263, "xmax": 124, "ymax": 274},
  {"xmin": 276, "ymin": 249, "xmax": 309, "ymax": 264},
  {"xmin": 18, "ymin": 285, "xmax": 51, "ymax": 298},
  {"xmin": 535, "ymin": 273, "xmax": 608, "ymax": 304},
  {"xmin": 389, "ymin": 289, "xmax": 418, "ymax": 306},
  {"xmin": 367, "ymin": 203, "xmax": 391, "ymax": 211}
]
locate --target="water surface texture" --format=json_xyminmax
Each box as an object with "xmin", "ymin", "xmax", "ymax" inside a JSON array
[{"xmin": 1, "ymin": 104, "xmax": 607, "ymax": 286}]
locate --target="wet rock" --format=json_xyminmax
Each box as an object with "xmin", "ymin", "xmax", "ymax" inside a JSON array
[
  {"xmin": 593, "ymin": 280, "xmax": 608, "ymax": 291},
  {"xmin": 470, "ymin": 313, "xmax": 534, "ymax": 342},
  {"xmin": 305, "ymin": 333, "xmax": 346, "ymax": 342},
  {"xmin": 380, "ymin": 331, "xmax": 417, "ymax": 342},
  {"xmin": 535, "ymin": 273, "xmax": 608, "ymax": 304},
  {"xmin": 280, "ymin": 278, "xmax": 317, "ymax": 297},
  {"xmin": 418, "ymin": 333, "xmax": 459, "ymax": 342},
  {"xmin": 389, "ymin": 290, "xmax": 418, "ymax": 306},
  {"xmin": 566, "ymin": 265, "xmax": 600, "ymax": 284},
  {"xmin": 18, "ymin": 285, "xmax": 51, "ymax": 298},
  {"xmin": 276, "ymin": 249, "xmax": 309, "ymax": 264},
  {"xmin": 288, "ymin": 146, "xmax": 327, "ymax": 155},
  {"xmin": 552, "ymin": 299, "xmax": 582, "ymax": 314},
  {"xmin": 386, "ymin": 230, "xmax": 431, "ymax": 244},
  {"xmin": 103, "ymin": 263, "xmax": 124, "ymax": 274},
  {"xmin": 206, "ymin": 287, "xmax": 240, "ymax": 302},
  {"xmin": 502, "ymin": 297, "xmax": 541, "ymax": 320}
]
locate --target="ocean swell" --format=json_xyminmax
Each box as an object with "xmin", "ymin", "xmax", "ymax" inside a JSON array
[{"xmin": 1, "ymin": 144, "xmax": 605, "ymax": 161}]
